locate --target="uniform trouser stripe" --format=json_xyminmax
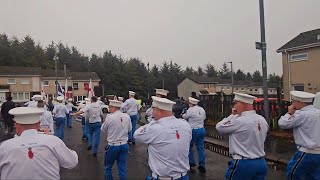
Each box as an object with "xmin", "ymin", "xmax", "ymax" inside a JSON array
[
  {"xmin": 290, "ymin": 152, "xmax": 306, "ymax": 180},
  {"xmin": 228, "ymin": 160, "xmax": 239, "ymax": 180}
]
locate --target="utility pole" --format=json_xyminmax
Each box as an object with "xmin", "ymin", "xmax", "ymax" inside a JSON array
[
  {"xmin": 228, "ymin": 61, "xmax": 234, "ymax": 93},
  {"xmin": 256, "ymin": 0, "xmax": 269, "ymax": 122},
  {"xmin": 147, "ymin": 63, "xmax": 150, "ymax": 99}
]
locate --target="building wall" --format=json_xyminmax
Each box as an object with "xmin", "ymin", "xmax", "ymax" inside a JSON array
[
  {"xmin": 177, "ymin": 78, "xmax": 199, "ymax": 100},
  {"xmin": 0, "ymin": 76, "xmax": 40, "ymax": 92},
  {"xmin": 282, "ymin": 47, "xmax": 320, "ymax": 100}
]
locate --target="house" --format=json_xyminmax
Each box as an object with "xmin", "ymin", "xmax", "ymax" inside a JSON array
[
  {"xmin": 177, "ymin": 76, "xmax": 278, "ymax": 100},
  {"xmin": 0, "ymin": 66, "xmax": 101, "ymax": 103},
  {"xmin": 277, "ymin": 28, "xmax": 320, "ymax": 100}
]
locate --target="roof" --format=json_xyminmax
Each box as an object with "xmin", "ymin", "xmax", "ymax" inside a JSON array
[
  {"xmin": 41, "ymin": 69, "xmax": 71, "ymax": 78},
  {"xmin": 70, "ymin": 72, "xmax": 100, "ymax": 81},
  {"xmin": 185, "ymin": 76, "xmax": 279, "ymax": 88},
  {"xmin": 277, "ymin": 28, "xmax": 320, "ymax": 53},
  {"xmin": 0, "ymin": 66, "xmax": 42, "ymax": 76}
]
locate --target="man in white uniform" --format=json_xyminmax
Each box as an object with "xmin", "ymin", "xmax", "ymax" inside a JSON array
[
  {"xmin": 66, "ymin": 98, "xmax": 76, "ymax": 128},
  {"xmin": 27, "ymin": 95, "xmax": 43, "ymax": 108},
  {"xmin": 37, "ymin": 100, "xmax": 54, "ymax": 134},
  {"xmin": 72, "ymin": 96, "xmax": 103, "ymax": 157},
  {"xmin": 134, "ymin": 96, "xmax": 192, "ymax": 180},
  {"xmin": 52, "ymin": 96, "xmax": 69, "ymax": 140},
  {"xmin": 182, "ymin": 97, "xmax": 207, "ymax": 173},
  {"xmin": 145, "ymin": 89, "xmax": 169, "ymax": 123},
  {"xmin": 121, "ymin": 91, "xmax": 140, "ymax": 144},
  {"xmin": 101, "ymin": 100, "xmax": 132, "ymax": 180},
  {"xmin": 0, "ymin": 107, "xmax": 78, "ymax": 179},
  {"xmin": 216, "ymin": 93, "xmax": 268, "ymax": 180},
  {"xmin": 278, "ymin": 91, "xmax": 320, "ymax": 179}
]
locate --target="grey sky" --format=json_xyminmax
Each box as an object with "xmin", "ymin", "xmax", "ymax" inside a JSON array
[{"xmin": 1, "ymin": 0, "xmax": 319, "ymax": 75}]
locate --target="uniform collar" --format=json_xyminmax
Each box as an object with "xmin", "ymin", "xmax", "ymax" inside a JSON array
[
  {"xmin": 240, "ymin": 110, "xmax": 256, "ymax": 116},
  {"xmin": 20, "ymin": 129, "xmax": 39, "ymax": 137},
  {"xmin": 301, "ymin": 105, "xmax": 314, "ymax": 111},
  {"xmin": 158, "ymin": 115, "xmax": 175, "ymax": 122}
]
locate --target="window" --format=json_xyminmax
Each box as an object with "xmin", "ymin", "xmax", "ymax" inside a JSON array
[
  {"xmin": 25, "ymin": 92, "xmax": 30, "ymax": 100},
  {"xmin": 43, "ymin": 80, "xmax": 49, "ymax": 86},
  {"xmin": 12, "ymin": 93, "xmax": 17, "ymax": 100},
  {"xmin": 11, "ymin": 92, "xmax": 30, "ymax": 101},
  {"xmin": 290, "ymin": 53, "xmax": 308, "ymax": 62},
  {"xmin": 7, "ymin": 78, "xmax": 16, "ymax": 84},
  {"xmin": 73, "ymin": 83, "xmax": 79, "ymax": 90},
  {"xmin": 294, "ymin": 85, "xmax": 304, "ymax": 91},
  {"xmin": 21, "ymin": 79, "xmax": 30, "ymax": 84}
]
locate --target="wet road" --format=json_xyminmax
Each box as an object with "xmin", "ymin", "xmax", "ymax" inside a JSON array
[
  {"xmin": 0, "ymin": 117, "xmax": 286, "ymax": 179},
  {"xmin": 59, "ymin": 120, "xmax": 286, "ymax": 180}
]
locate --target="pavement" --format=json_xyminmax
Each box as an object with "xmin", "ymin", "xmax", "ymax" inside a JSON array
[{"xmin": 0, "ymin": 118, "xmax": 286, "ymax": 180}]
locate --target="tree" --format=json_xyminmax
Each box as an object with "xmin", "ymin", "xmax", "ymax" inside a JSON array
[
  {"xmin": 219, "ymin": 63, "xmax": 231, "ymax": 79},
  {"xmin": 246, "ymin": 72, "xmax": 253, "ymax": 81},
  {"xmin": 268, "ymin": 73, "xmax": 282, "ymax": 87},
  {"xmin": 252, "ymin": 70, "xmax": 262, "ymax": 82},
  {"xmin": 196, "ymin": 66, "xmax": 204, "ymax": 77},
  {"xmin": 205, "ymin": 64, "xmax": 218, "ymax": 77},
  {"xmin": 234, "ymin": 69, "xmax": 246, "ymax": 81},
  {"xmin": 184, "ymin": 66, "xmax": 195, "ymax": 77}
]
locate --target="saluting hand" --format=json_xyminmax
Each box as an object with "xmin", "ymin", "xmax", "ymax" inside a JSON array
[{"xmin": 288, "ymin": 105, "xmax": 296, "ymax": 115}]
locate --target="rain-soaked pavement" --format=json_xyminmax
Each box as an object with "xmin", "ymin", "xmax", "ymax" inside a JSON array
[{"xmin": 0, "ymin": 119, "xmax": 286, "ymax": 180}]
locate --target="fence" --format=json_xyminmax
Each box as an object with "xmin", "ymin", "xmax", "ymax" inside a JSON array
[{"xmin": 200, "ymin": 95, "xmax": 290, "ymax": 130}]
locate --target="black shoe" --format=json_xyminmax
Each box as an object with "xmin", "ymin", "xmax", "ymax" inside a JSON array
[
  {"xmin": 93, "ymin": 153, "xmax": 97, "ymax": 157},
  {"xmin": 132, "ymin": 142, "xmax": 136, "ymax": 145},
  {"xmin": 189, "ymin": 163, "xmax": 196, "ymax": 168},
  {"xmin": 88, "ymin": 146, "xmax": 92, "ymax": 150},
  {"xmin": 127, "ymin": 139, "xmax": 132, "ymax": 143},
  {"xmin": 69, "ymin": 126, "xmax": 72, "ymax": 128},
  {"xmin": 198, "ymin": 166, "xmax": 206, "ymax": 173},
  {"xmin": 82, "ymin": 135, "xmax": 86, "ymax": 140}
]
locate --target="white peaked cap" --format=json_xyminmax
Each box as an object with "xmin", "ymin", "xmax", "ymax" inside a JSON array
[
  {"xmin": 57, "ymin": 96, "xmax": 64, "ymax": 101},
  {"xmin": 155, "ymin": 89, "xmax": 169, "ymax": 96},
  {"xmin": 188, "ymin": 97, "xmax": 199, "ymax": 105},
  {"xmin": 151, "ymin": 96, "xmax": 176, "ymax": 111},
  {"xmin": 313, "ymin": 92, "xmax": 320, "ymax": 109},
  {"xmin": 233, "ymin": 92, "xmax": 257, "ymax": 105},
  {"xmin": 68, "ymin": 98, "xmax": 73, "ymax": 102},
  {"xmin": 109, "ymin": 100, "xmax": 122, "ymax": 108},
  {"xmin": 129, "ymin": 91, "xmax": 136, "ymax": 96},
  {"xmin": 98, "ymin": 97, "xmax": 101, "ymax": 100},
  {"xmin": 85, "ymin": 98, "xmax": 91, "ymax": 102},
  {"xmin": 118, "ymin": 97, "xmax": 124, "ymax": 101},
  {"xmin": 9, "ymin": 107, "xmax": 43, "ymax": 124},
  {"xmin": 33, "ymin": 95, "xmax": 43, "ymax": 101},
  {"xmin": 291, "ymin": 91, "xmax": 315, "ymax": 103}
]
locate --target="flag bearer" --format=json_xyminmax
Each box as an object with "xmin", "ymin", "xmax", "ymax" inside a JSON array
[
  {"xmin": 101, "ymin": 100, "xmax": 132, "ymax": 180},
  {"xmin": 216, "ymin": 93, "xmax": 268, "ymax": 180},
  {"xmin": 278, "ymin": 91, "xmax": 320, "ymax": 180}
]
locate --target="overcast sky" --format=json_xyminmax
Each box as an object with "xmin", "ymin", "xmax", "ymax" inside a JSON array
[{"xmin": 1, "ymin": 0, "xmax": 319, "ymax": 75}]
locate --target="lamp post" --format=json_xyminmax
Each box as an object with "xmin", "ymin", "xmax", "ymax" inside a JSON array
[
  {"xmin": 256, "ymin": 0, "xmax": 269, "ymax": 122},
  {"xmin": 53, "ymin": 54, "xmax": 58, "ymax": 98},
  {"xmin": 227, "ymin": 61, "xmax": 234, "ymax": 93},
  {"xmin": 147, "ymin": 62, "xmax": 150, "ymax": 99}
]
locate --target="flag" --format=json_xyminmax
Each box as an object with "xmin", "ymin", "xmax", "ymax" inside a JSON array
[
  {"xmin": 64, "ymin": 79, "xmax": 68, "ymax": 100},
  {"xmin": 84, "ymin": 83, "xmax": 89, "ymax": 90},
  {"xmin": 41, "ymin": 85, "xmax": 45, "ymax": 97},
  {"xmin": 88, "ymin": 79, "xmax": 95, "ymax": 98},
  {"xmin": 56, "ymin": 80, "xmax": 65, "ymax": 98}
]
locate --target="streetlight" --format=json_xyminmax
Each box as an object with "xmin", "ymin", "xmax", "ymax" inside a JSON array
[
  {"xmin": 256, "ymin": 0, "xmax": 269, "ymax": 122},
  {"xmin": 53, "ymin": 54, "xmax": 58, "ymax": 98},
  {"xmin": 227, "ymin": 61, "xmax": 234, "ymax": 93}
]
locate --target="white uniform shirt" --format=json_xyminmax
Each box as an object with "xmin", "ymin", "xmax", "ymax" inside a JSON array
[
  {"xmin": 82, "ymin": 102, "xmax": 103, "ymax": 123},
  {"xmin": 52, "ymin": 103, "xmax": 68, "ymax": 118},
  {"xmin": 216, "ymin": 110, "xmax": 268, "ymax": 159},
  {"xmin": 66, "ymin": 102, "xmax": 76, "ymax": 112},
  {"xmin": 134, "ymin": 116, "xmax": 192, "ymax": 177},
  {"xmin": 0, "ymin": 129, "xmax": 78, "ymax": 179},
  {"xmin": 121, "ymin": 98, "xmax": 139, "ymax": 116},
  {"xmin": 101, "ymin": 110, "xmax": 132, "ymax": 144},
  {"xmin": 278, "ymin": 105, "xmax": 320, "ymax": 149},
  {"xmin": 27, "ymin": 101, "xmax": 37, "ymax": 108},
  {"xmin": 182, "ymin": 105, "xmax": 206, "ymax": 128},
  {"xmin": 145, "ymin": 107, "xmax": 154, "ymax": 123},
  {"xmin": 40, "ymin": 110, "xmax": 54, "ymax": 134}
]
